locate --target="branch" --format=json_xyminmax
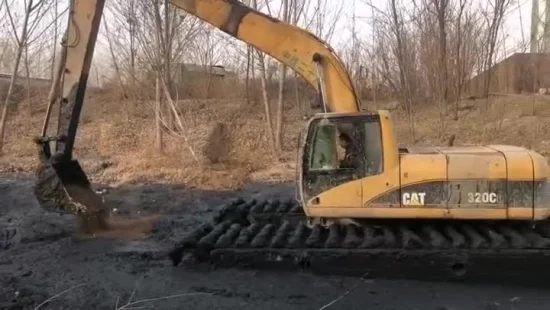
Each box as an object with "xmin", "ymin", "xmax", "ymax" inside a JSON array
[
  {"xmin": 27, "ymin": 6, "xmax": 68, "ymax": 46},
  {"xmin": 159, "ymin": 76, "xmax": 202, "ymax": 166},
  {"xmin": 318, "ymin": 272, "xmax": 370, "ymax": 310},
  {"xmin": 4, "ymin": 0, "xmax": 21, "ymax": 44},
  {"xmin": 116, "ymin": 293, "xmax": 211, "ymax": 309},
  {"xmin": 34, "ymin": 283, "xmax": 85, "ymax": 310}
]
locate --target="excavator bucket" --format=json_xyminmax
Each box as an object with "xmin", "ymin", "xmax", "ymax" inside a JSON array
[{"xmin": 34, "ymin": 156, "xmax": 109, "ymax": 235}]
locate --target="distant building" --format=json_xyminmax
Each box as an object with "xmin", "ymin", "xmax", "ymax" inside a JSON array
[
  {"xmin": 464, "ymin": 53, "xmax": 550, "ymax": 97},
  {"xmin": 136, "ymin": 62, "xmax": 237, "ymax": 98},
  {"xmin": 173, "ymin": 63, "xmax": 237, "ymax": 98},
  {"xmin": 0, "ymin": 73, "xmax": 52, "ymax": 89},
  {"xmin": 173, "ymin": 63, "xmax": 235, "ymax": 84}
]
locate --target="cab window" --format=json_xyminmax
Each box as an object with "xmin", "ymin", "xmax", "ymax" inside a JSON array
[
  {"xmin": 364, "ymin": 121, "xmax": 383, "ymax": 175},
  {"xmin": 301, "ymin": 115, "xmax": 384, "ymax": 199},
  {"xmin": 309, "ymin": 124, "xmax": 339, "ymax": 170}
]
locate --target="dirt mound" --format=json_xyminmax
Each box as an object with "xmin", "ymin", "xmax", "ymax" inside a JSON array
[{"xmin": 203, "ymin": 122, "xmax": 231, "ymax": 164}]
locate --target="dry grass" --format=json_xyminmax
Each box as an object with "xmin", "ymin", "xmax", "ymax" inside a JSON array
[
  {"xmin": 382, "ymin": 94, "xmax": 550, "ymax": 156},
  {"xmin": 0, "ymin": 93, "xmax": 303, "ymax": 190},
  {"xmin": 2, "ymin": 92, "xmax": 550, "ymax": 190}
]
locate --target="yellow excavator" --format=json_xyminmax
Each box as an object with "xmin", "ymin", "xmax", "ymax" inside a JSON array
[{"xmin": 34, "ymin": 0, "xmax": 550, "ymax": 278}]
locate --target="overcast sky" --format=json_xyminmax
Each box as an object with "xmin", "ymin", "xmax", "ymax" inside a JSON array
[
  {"xmin": 2, "ymin": 0, "xmax": 536, "ymax": 81},
  {"xmin": 8, "ymin": 0, "xmax": 534, "ymax": 56},
  {"xmin": 323, "ymin": 0, "xmax": 532, "ymax": 56}
]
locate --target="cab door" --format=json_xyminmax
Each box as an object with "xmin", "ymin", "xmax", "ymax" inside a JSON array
[
  {"xmin": 359, "ymin": 112, "xmax": 401, "ymax": 211},
  {"xmin": 295, "ymin": 129, "xmax": 306, "ymax": 204},
  {"xmin": 299, "ymin": 115, "xmax": 363, "ymax": 210}
]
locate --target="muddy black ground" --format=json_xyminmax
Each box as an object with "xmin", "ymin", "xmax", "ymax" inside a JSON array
[{"xmin": 1, "ymin": 173, "xmax": 550, "ymax": 309}]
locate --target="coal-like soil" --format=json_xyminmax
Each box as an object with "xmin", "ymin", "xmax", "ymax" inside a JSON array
[{"xmin": 1, "ymin": 173, "xmax": 550, "ymax": 310}]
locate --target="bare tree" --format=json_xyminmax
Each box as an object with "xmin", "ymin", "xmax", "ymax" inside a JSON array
[
  {"xmin": 0, "ymin": 0, "xmax": 56, "ymax": 153},
  {"xmin": 274, "ymin": 0, "xmax": 289, "ymax": 154},
  {"xmin": 303, "ymin": 0, "xmax": 344, "ymax": 44},
  {"xmin": 190, "ymin": 25, "xmax": 224, "ymax": 98},
  {"xmin": 103, "ymin": 17, "xmax": 128, "ymax": 99},
  {"xmin": 361, "ymin": 0, "xmax": 511, "ymax": 143},
  {"xmin": 425, "ymin": 0, "xmax": 450, "ymax": 120},
  {"xmin": 248, "ymin": 0, "xmax": 277, "ymax": 154},
  {"xmin": 480, "ymin": 0, "xmax": 512, "ymax": 104},
  {"xmin": 151, "ymin": 0, "xmax": 168, "ymax": 151},
  {"xmin": 452, "ymin": 0, "xmax": 468, "ymax": 120},
  {"xmin": 49, "ymin": 0, "xmax": 60, "ymax": 80},
  {"xmin": 106, "ymin": 0, "xmax": 199, "ymax": 151},
  {"xmin": 105, "ymin": 0, "xmax": 139, "ymax": 95}
]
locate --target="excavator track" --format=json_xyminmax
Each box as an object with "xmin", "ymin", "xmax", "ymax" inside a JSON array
[
  {"xmin": 212, "ymin": 197, "xmax": 306, "ymax": 225},
  {"xmin": 170, "ymin": 198, "xmax": 550, "ymax": 286}
]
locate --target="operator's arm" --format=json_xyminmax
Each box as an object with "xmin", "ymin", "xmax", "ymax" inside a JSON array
[{"xmin": 171, "ymin": 0, "xmax": 360, "ymax": 113}]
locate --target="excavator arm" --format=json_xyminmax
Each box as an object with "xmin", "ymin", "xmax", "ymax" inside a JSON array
[
  {"xmin": 171, "ymin": 0, "xmax": 360, "ymax": 113},
  {"xmin": 35, "ymin": 0, "xmax": 107, "ymax": 234},
  {"xmin": 34, "ymin": 0, "xmax": 360, "ymax": 234}
]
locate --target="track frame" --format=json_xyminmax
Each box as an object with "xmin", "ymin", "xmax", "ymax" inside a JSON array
[{"xmin": 170, "ymin": 198, "xmax": 550, "ymax": 286}]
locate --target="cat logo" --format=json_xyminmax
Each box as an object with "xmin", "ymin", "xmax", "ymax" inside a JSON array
[{"xmin": 402, "ymin": 192, "xmax": 426, "ymax": 206}]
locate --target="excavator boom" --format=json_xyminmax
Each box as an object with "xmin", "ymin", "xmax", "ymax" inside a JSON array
[
  {"xmin": 35, "ymin": 0, "xmax": 360, "ymax": 232},
  {"xmin": 35, "ymin": 0, "xmax": 107, "ymax": 234}
]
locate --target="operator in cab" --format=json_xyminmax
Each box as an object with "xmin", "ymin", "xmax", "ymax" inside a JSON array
[{"xmin": 338, "ymin": 133, "xmax": 360, "ymax": 169}]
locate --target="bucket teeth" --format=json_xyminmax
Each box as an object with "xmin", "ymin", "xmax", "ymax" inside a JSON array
[{"xmin": 34, "ymin": 156, "xmax": 110, "ymax": 234}]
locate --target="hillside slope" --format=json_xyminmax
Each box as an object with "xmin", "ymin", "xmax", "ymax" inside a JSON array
[{"xmin": 1, "ymin": 93, "xmax": 549, "ymax": 189}]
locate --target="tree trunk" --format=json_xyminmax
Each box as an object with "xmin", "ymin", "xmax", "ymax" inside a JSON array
[
  {"xmin": 163, "ymin": 0, "xmax": 174, "ymax": 130},
  {"xmin": 274, "ymin": 0, "xmax": 290, "ymax": 154},
  {"xmin": 129, "ymin": 1, "xmax": 137, "ymax": 99},
  {"xmin": 453, "ymin": 0, "xmax": 467, "ymax": 121},
  {"xmin": 245, "ymin": 46, "xmax": 251, "ymax": 106},
  {"xmin": 104, "ymin": 18, "xmax": 128, "ymax": 99},
  {"xmin": 24, "ymin": 44, "xmax": 32, "ymax": 117},
  {"xmin": 0, "ymin": 0, "xmax": 33, "ymax": 154},
  {"xmin": 294, "ymin": 72, "xmax": 301, "ymax": 115},
  {"xmin": 274, "ymin": 64, "xmax": 286, "ymax": 153},
  {"xmin": 389, "ymin": 0, "xmax": 415, "ymax": 142},
  {"xmin": 259, "ymin": 54, "xmax": 276, "ymax": 153},
  {"xmin": 152, "ymin": 0, "xmax": 164, "ymax": 151},
  {"xmin": 51, "ymin": 0, "xmax": 58, "ymax": 80},
  {"xmin": 436, "ymin": 0, "xmax": 448, "ymax": 106},
  {"xmin": 155, "ymin": 74, "xmax": 163, "ymax": 152}
]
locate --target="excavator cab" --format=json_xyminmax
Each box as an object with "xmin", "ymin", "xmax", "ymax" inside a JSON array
[{"xmin": 297, "ymin": 112, "xmax": 384, "ymax": 206}]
